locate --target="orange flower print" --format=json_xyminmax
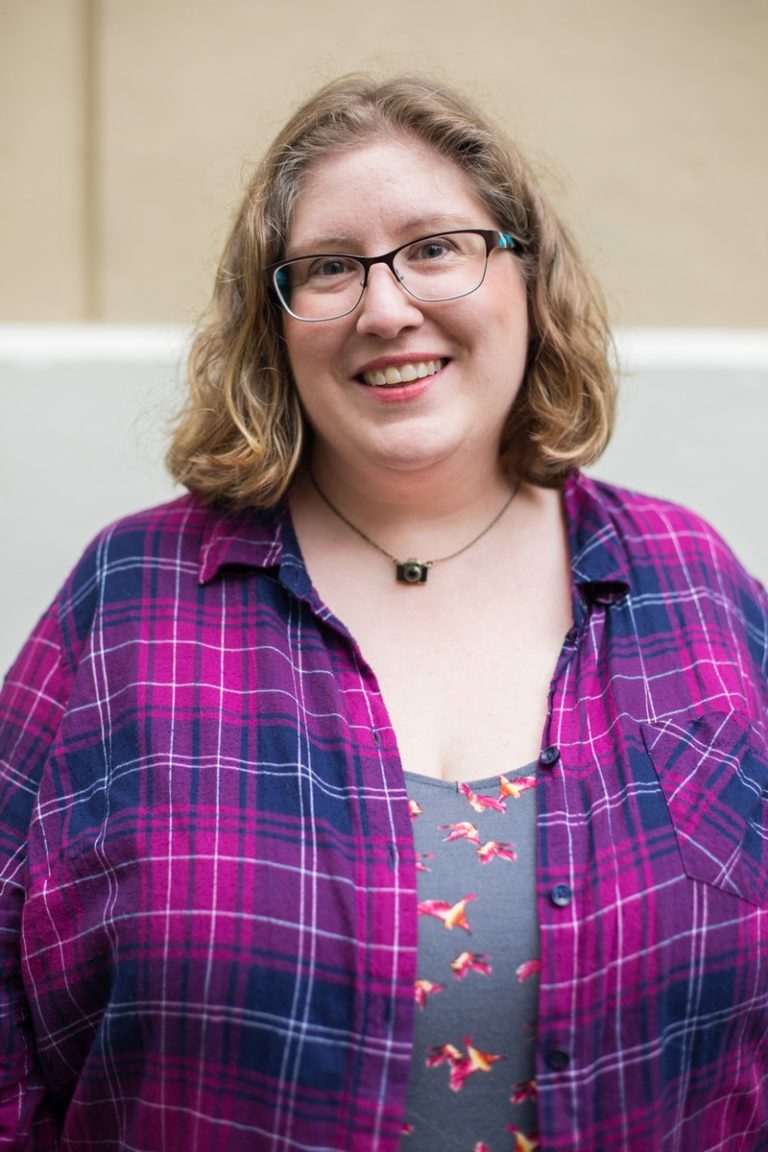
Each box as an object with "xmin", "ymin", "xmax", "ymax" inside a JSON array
[
  {"xmin": 439, "ymin": 820, "xmax": 480, "ymax": 844},
  {"xmin": 450, "ymin": 950, "xmax": 492, "ymax": 980},
  {"xmin": 511, "ymin": 1078, "xmax": 537, "ymax": 1103},
  {"xmin": 418, "ymin": 894, "xmax": 476, "ymax": 933},
  {"xmin": 476, "ymin": 839, "xmax": 518, "ymax": 864},
  {"xmin": 499, "ymin": 773, "xmax": 537, "ymax": 800},
  {"xmin": 414, "ymin": 979, "xmax": 444, "ymax": 1009},
  {"xmin": 426, "ymin": 1035, "xmax": 503, "ymax": 1091},
  {"xmin": 415, "ymin": 852, "xmax": 433, "ymax": 872},
  {"xmin": 458, "ymin": 782, "xmax": 506, "ymax": 814},
  {"xmin": 408, "ymin": 799, "xmax": 423, "ymax": 819},
  {"xmin": 516, "ymin": 959, "xmax": 541, "ymax": 983},
  {"xmin": 506, "ymin": 1127, "xmax": 539, "ymax": 1151}
]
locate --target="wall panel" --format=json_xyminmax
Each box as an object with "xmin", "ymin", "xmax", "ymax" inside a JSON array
[{"xmin": 0, "ymin": 0, "xmax": 87, "ymax": 319}]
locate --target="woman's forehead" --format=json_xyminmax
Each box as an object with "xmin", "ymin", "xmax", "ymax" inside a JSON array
[{"xmin": 285, "ymin": 137, "xmax": 490, "ymax": 254}]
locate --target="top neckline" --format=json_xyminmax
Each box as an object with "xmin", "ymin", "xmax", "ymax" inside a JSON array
[{"xmin": 403, "ymin": 761, "xmax": 538, "ymax": 792}]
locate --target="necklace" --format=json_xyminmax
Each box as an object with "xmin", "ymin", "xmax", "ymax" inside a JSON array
[{"xmin": 309, "ymin": 472, "xmax": 519, "ymax": 584}]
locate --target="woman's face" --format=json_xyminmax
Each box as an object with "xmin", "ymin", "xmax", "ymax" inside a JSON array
[{"xmin": 281, "ymin": 135, "xmax": 529, "ymax": 485}]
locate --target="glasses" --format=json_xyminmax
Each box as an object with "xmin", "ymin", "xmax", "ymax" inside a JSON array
[{"xmin": 267, "ymin": 229, "xmax": 521, "ymax": 322}]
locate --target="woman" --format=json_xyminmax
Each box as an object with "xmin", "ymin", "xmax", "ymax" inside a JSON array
[{"xmin": 1, "ymin": 76, "xmax": 766, "ymax": 1152}]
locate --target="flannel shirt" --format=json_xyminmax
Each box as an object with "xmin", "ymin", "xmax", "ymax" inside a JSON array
[{"xmin": 1, "ymin": 471, "xmax": 767, "ymax": 1151}]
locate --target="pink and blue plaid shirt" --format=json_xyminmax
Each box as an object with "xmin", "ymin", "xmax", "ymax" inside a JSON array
[{"xmin": 1, "ymin": 471, "xmax": 767, "ymax": 1151}]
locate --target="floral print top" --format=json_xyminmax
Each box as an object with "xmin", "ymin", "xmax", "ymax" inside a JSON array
[{"xmin": 402, "ymin": 764, "xmax": 539, "ymax": 1152}]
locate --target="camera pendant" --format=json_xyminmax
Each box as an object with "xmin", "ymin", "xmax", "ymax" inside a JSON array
[{"xmin": 396, "ymin": 559, "xmax": 431, "ymax": 585}]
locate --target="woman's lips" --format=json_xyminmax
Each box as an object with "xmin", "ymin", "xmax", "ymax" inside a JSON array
[{"xmin": 359, "ymin": 358, "xmax": 446, "ymax": 387}]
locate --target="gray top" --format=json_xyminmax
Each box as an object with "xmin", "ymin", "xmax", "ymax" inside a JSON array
[{"xmin": 402, "ymin": 764, "xmax": 539, "ymax": 1151}]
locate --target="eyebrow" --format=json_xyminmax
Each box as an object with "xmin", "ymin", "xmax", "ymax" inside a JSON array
[{"xmin": 285, "ymin": 214, "xmax": 482, "ymax": 258}]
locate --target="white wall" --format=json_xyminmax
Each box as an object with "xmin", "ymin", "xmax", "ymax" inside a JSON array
[{"xmin": 1, "ymin": 326, "xmax": 766, "ymax": 673}]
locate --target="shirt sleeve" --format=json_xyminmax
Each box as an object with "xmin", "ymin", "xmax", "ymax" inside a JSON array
[{"xmin": 0, "ymin": 593, "xmax": 79, "ymax": 1147}]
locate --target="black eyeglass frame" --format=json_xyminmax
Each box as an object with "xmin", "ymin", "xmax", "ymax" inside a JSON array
[{"xmin": 266, "ymin": 228, "xmax": 522, "ymax": 322}]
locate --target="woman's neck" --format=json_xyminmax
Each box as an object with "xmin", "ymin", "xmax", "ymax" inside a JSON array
[{"xmin": 304, "ymin": 450, "xmax": 515, "ymax": 539}]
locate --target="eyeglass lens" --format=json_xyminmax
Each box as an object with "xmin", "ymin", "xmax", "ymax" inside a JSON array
[{"xmin": 275, "ymin": 231, "xmax": 493, "ymax": 321}]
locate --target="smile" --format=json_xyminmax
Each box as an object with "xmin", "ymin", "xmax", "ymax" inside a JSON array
[{"xmin": 361, "ymin": 359, "xmax": 446, "ymax": 387}]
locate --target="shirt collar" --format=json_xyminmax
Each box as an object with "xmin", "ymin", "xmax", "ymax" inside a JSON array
[
  {"xmin": 198, "ymin": 499, "xmax": 309, "ymax": 590},
  {"xmin": 563, "ymin": 471, "xmax": 631, "ymax": 601},
  {"xmin": 197, "ymin": 471, "xmax": 632, "ymax": 600}
]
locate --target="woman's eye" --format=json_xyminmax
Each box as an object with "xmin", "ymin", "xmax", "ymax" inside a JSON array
[
  {"xmin": 308, "ymin": 258, "xmax": 353, "ymax": 279},
  {"xmin": 414, "ymin": 240, "xmax": 450, "ymax": 261}
]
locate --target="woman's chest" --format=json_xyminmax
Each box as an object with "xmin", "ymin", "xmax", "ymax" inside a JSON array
[{"xmin": 344, "ymin": 582, "xmax": 573, "ymax": 781}]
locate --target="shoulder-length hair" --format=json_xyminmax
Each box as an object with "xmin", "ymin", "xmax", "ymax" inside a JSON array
[{"xmin": 167, "ymin": 74, "xmax": 616, "ymax": 507}]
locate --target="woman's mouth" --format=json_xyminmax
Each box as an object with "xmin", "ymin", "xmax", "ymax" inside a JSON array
[{"xmin": 360, "ymin": 358, "xmax": 446, "ymax": 387}]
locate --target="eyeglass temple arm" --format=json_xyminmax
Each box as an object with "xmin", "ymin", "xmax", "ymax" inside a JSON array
[{"xmin": 496, "ymin": 232, "xmax": 519, "ymax": 250}]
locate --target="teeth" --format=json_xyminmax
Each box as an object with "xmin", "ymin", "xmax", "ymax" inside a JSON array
[{"xmin": 363, "ymin": 359, "xmax": 444, "ymax": 387}]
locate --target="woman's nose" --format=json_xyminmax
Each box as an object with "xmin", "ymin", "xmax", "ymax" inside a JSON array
[{"xmin": 354, "ymin": 263, "xmax": 424, "ymax": 338}]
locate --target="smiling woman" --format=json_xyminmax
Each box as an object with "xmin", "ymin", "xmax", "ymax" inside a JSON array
[{"xmin": 1, "ymin": 75, "xmax": 767, "ymax": 1152}]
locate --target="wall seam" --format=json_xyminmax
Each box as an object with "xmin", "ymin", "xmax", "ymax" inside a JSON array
[{"xmin": 82, "ymin": 0, "xmax": 100, "ymax": 320}]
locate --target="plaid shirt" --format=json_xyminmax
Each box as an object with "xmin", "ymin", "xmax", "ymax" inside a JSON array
[{"xmin": 1, "ymin": 472, "xmax": 767, "ymax": 1151}]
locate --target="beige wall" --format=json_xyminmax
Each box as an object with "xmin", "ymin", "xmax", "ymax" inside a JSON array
[{"xmin": 1, "ymin": 0, "xmax": 766, "ymax": 326}]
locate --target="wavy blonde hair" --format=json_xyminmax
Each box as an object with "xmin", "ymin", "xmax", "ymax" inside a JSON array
[{"xmin": 167, "ymin": 74, "xmax": 616, "ymax": 507}]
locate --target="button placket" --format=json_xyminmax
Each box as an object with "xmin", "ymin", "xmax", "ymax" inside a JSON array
[{"xmin": 537, "ymin": 742, "xmax": 573, "ymax": 1083}]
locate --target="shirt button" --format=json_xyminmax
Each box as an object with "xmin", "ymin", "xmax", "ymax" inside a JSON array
[
  {"xmin": 539, "ymin": 745, "xmax": 560, "ymax": 768},
  {"xmin": 550, "ymin": 884, "xmax": 573, "ymax": 907},
  {"xmin": 546, "ymin": 1049, "xmax": 570, "ymax": 1071}
]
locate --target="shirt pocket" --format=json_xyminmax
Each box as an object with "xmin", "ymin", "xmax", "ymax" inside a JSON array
[{"xmin": 641, "ymin": 711, "xmax": 768, "ymax": 907}]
